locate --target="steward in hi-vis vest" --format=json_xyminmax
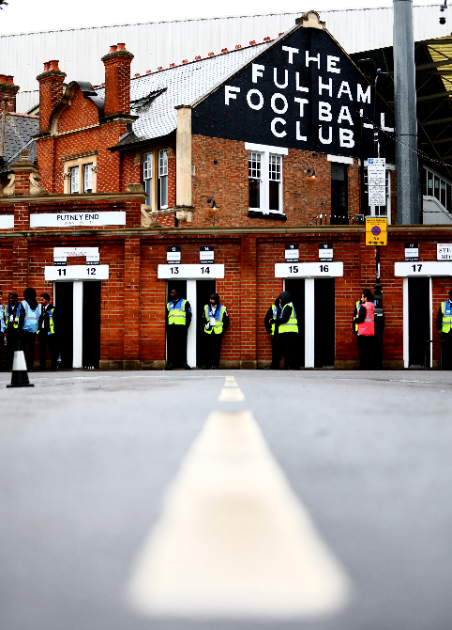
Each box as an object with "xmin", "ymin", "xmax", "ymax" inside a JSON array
[
  {"xmin": 353, "ymin": 299, "xmax": 361, "ymax": 334},
  {"xmin": 165, "ymin": 288, "xmax": 192, "ymax": 370},
  {"xmin": 201, "ymin": 293, "xmax": 229, "ymax": 369},
  {"xmin": 266, "ymin": 291, "xmax": 300, "ymax": 370},
  {"xmin": 38, "ymin": 293, "xmax": 58, "ymax": 371},
  {"xmin": 354, "ymin": 289, "xmax": 376, "ymax": 370},
  {"xmin": 5, "ymin": 292, "xmax": 20, "ymax": 370},
  {"xmin": 436, "ymin": 289, "xmax": 452, "ymax": 369},
  {"xmin": 0, "ymin": 291, "xmax": 4, "ymax": 370},
  {"xmin": 18, "ymin": 288, "xmax": 41, "ymax": 372}
]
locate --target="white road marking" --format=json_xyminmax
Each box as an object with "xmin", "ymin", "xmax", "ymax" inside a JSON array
[
  {"xmin": 218, "ymin": 387, "xmax": 245, "ymax": 401},
  {"xmin": 225, "ymin": 376, "xmax": 236, "ymax": 383},
  {"xmin": 127, "ymin": 410, "xmax": 350, "ymax": 619}
]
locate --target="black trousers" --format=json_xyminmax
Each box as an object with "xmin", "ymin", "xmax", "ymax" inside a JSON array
[
  {"xmin": 6, "ymin": 328, "xmax": 19, "ymax": 369},
  {"xmin": 280, "ymin": 332, "xmax": 299, "ymax": 369},
  {"xmin": 166, "ymin": 325, "xmax": 188, "ymax": 367},
  {"xmin": 270, "ymin": 335, "xmax": 282, "ymax": 368},
  {"xmin": 442, "ymin": 332, "xmax": 452, "ymax": 369},
  {"xmin": 20, "ymin": 330, "xmax": 37, "ymax": 371},
  {"xmin": 203, "ymin": 332, "xmax": 223, "ymax": 368},
  {"xmin": 39, "ymin": 333, "xmax": 58, "ymax": 369},
  {"xmin": 0, "ymin": 331, "xmax": 3, "ymax": 369},
  {"xmin": 357, "ymin": 335, "xmax": 376, "ymax": 370}
]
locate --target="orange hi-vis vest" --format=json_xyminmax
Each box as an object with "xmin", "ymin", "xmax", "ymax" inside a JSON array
[{"xmin": 358, "ymin": 301, "xmax": 375, "ymax": 336}]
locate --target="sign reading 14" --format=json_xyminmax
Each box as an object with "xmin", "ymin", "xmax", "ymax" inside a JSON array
[{"xmin": 169, "ymin": 266, "xmax": 211, "ymax": 275}]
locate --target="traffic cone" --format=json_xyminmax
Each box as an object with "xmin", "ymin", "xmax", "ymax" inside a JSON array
[{"xmin": 7, "ymin": 341, "xmax": 34, "ymax": 388}]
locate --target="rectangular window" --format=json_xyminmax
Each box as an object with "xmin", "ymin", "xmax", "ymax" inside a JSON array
[
  {"xmin": 248, "ymin": 152, "xmax": 261, "ymax": 209},
  {"xmin": 428, "ymin": 170, "xmax": 433, "ymax": 193},
  {"xmin": 83, "ymin": 163, "xmax": 93, "ymax": 193},
  {"xmin": 331, "ymin": 163, "xmax": 348, "ymax": 224},
  {"xmin": 158, "ymin": 148, "xmax": 168, "ymax": 209},
  {"xmin": 143, "ymin": 151, "xmax": 152, "ymax": 208},
  {"xmin": 441, "ymin": 180, "xmax": 446, "ymax": 207},
  {"xmin": 434, "ymin": 176, "xmax": 440, "ymax": 200},
  {"xmin": 70, "ymin": 166, "xmax": 79, "ymax": 194},
  {"xmin": 268, "ymin": 155, "xmax": 281, "ymax": 211}
]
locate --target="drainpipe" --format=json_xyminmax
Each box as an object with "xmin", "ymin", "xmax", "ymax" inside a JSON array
[{"xmin": 393, "ymin": 0, "xmax": 420, "ymax": 224}]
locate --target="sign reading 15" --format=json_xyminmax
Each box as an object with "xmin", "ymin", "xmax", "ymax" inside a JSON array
[
  {"xmin": 169, "ymin": 266, "xmax": 211, "ymax": 275},
  {"xmin": 57, "ymin": 267, "xmax": 98, "ymax": 276},
  {"xmin": 289, "ymin": 264, "xmax": 330, "ymax": 273}
]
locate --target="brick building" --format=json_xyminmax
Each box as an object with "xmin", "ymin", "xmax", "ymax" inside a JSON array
[{"xmin": 0, "ymin": 11, "xmax": 450, "ymax": 370}]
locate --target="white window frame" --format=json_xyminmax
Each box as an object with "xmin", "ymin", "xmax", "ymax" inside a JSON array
[
  {"xmin": 83, "ymin": 163, "xmax": 93, "ymax": 193},
  {"xmin": 245, "ymin": 142, "xmax": 288, "ymax": 216},
  {"xmin": 63, "ymin": 154, "xmax": 97, "ymax": 194},
  {"xmin": 143, "ymin": 151, "xmax": 153, "ymax": 208},
  {"xmin": 158, "ymin": 148, "xmax": 168, "ymax": 210},
  {"xmin": 70, "ymin": 166, "xmax": 79, "ymax": 194}
]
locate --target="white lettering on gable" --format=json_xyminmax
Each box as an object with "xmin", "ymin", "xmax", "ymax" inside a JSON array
[
  {"xmin": 327, "ymin": 56, "xmax": 341, "ymax": 74},
  {"xmin": 252, "ymin": 64, "xmax": 265, "ymax": 83},
  {"xmin": 225, "ymin": 85, "xmax": 240, "ymax": 105},
  {"xmin": 319, "ymin": 127, "xmax": 332, "ymax": 144},
  {"xmin": 282, "ymin": 46, "xmax": 299, "ymax": 64},
  {"xmin": 306, "ymin": 51, "xmax": 320, "ymax": 69},
  {"xmin": 296, "ymin": 121, "xmax": 307, "ymax": 142},
  {"xmin": 319, "ymin": 77, "xmax": 332, "ymax": 97},
  {"xmin": 337, "ymin": 81, "xmax": 353, "ymax": 100},
  {"xmin": 295, "ymin": 72, "xmax": 309, "ymax": 93},
  {"xmin": 247, "ymin": 89, "xmax": 264, "ymax": 110},
  {"xmin": 294, "ymin": 97, "xmax": 309, "ymax": 117},
  {"xmin": 319, "ymin": 102, "xmax": 332, "ymax": 122},
  {"xmin": 271, "ymin": 118, "xmax": 287, "ymax": 138},
  {"xmin": 274, "ymin": 68, "xmax": 288, "ymax": 89},
  {"xmin": 357, "ymin": 84, "xmax": 371, "ymax": 104},
  {"xmin": 339, "ymin": 129, "xmax": 355, "ymax": 148},
  {"xmin": 271, "ymin": 93, "xmax": 288, "ymax": 115},
  {"xmin": 337, "ymin": 105, "xmax": 354, "ymax": 126}
]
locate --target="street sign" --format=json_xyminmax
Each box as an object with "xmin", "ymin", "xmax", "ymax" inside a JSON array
[
  {"xmin": 368, "ymin": 157, "xmax": 386, "ymax": 207},
  {"xmin": 365, "ymin": 217, "xmax": 387, "ymax": 246},
  {"xmin": 437, "ymin": 243, "xmax": 452, "ymax": 261}
]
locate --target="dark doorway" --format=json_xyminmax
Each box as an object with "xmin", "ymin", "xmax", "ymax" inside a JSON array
[
  {"xmin": 83, "ymin": 281, "xmax": 101, "ymax": 369},
  {"xmin": 54, "ymin": 282, "xmax": 73, "ymax": 368},
  {"xmin": 196, "ymin": 280, "xmax": 216, "ymax": 367},
  {"xmin": 285, "ymin": 279, "xmax": 305, "ymax": 368},
  {"xmin": 330, "ymin": 163, "xmax": 349, "ymax": 225},
  {"xmin": 408, "ymin": 278, "xmax": 430, "ymax": 367},
  {"xmin": 314, "ymin": 278, "xmax": 335, "ymax": 367}
]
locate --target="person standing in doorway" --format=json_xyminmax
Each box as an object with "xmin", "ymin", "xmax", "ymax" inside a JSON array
[
  {"xmin": 353, "ymin": 288, "xmax": 375, "ymax": 370},
  {"xmin": 436, "ymin": 289, "xmax": 452, "ymax": 369},
  {"xmin": 38, "ymin": 293, "xmax": 58, "ymax": 370},
  {"xmin": 270, "ymin": 291, "xmax": 299, "ymax": 370},
  {"xmin": 264, "ymin": 295, "xmax": 284, "ymax": 369},
  {"xmin": 165, "ymin": 288, "xmax": 192, "ymax": 370},
  {"xmin": 5, "ymin": 292, "xmax": 20, "ymax": 370},
  {"xmin": 18, "ymin": 287, "xmax": 41, "ymax": 372},
  {"xmin": 352, "ymin": 295, "xmax": 362, "ymax": 336},
  {"xmin": 0, "ymin": 291, "xmax": 5, "ymax": 370},
  {"xmin": 201, "ymin": 293, "xmax": 229, "ymax": 369}
]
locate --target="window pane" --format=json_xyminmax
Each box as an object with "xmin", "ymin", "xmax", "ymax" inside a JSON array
[
  {"xmin": 159, "ymin": 175, "xmax": 168, "ymax": 208},
  {"xmin": 159, "ymin": 149, "xmax": 168, "ymax": 177},
  {"xmin": 84, "ymin": 163, "xmax": 93, "ymax": 192},
  {"xmin": 144, "ymin": 178, "xmax": 152, "ymax": 208},
  {"xmin": 143, "ymin": 151, "xmax": 152, "ymax": 179},
  {"xmin": 428, "ymin": 171, "xmax": 433, "ymax": 193},
  {"xmin": 269, "ymin": 155, "xmax": 281, "ymax": 181},
  {"xmin": 269, "ymin": 180, "xmax": 280, "ymax": 210},
  {"xmin": 249, "ymin": 178, "xmax": 260, "ymax": 208},
  {"xmin": 441, "ymin": 180, "xmax": 446, "ymax": 206},
  {"xmin": 434, "ymin": 176, "xmax": 440, "ymax": 200},
  {"xmin": 248, "ymin": 152, "xmax": 261, "ymax": 179},
  {"xmin": 70, "ymin": 166, "xmax": 79, "ymax": 193}
]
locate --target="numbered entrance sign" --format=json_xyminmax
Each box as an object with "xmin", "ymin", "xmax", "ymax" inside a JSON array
[
  {"xmin": 45, "ymin": 265, "xmax": 109, "ymax": 281},
  {"xmin": 365, "ymin": 217, "xmax": 388, "ymax": 246},
  {"xmin": 158, "ymin": 264, "xmax": 225, "ymax": 279},
  {"xmin": 395, "ymin": 261, "xmax": 452, "ymax": 277},
  {"xmin": 275, "ymin": 262, "xmax": 343, "ymax": 278}
]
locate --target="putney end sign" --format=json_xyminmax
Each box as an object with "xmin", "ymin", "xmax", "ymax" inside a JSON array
[{"xmin": 192, "ymin": 25, "xmax": 394, "ymax": 160}]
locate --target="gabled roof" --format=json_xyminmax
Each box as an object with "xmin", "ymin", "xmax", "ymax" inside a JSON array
[
  {"xmin": 107, "ymin": 41, "xmax": 271, "ymax": 148},
  {"xmin": 0, "ymin": 112, "xmax": 39, "ymax": 172}
]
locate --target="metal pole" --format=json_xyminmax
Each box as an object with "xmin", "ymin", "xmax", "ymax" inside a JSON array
[
  {"xmin": 393, "ymin": 0, "xmax": 420, "ymax": 224},
  {"xmin": 359, "ymin": 109, "xmax": 367, "ymax": 215},
  {"xmin": 374, "ymin": 246, "xmax": 384, "ymax": 369}
]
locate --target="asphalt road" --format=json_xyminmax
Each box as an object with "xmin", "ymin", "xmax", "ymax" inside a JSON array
[{"xmin": 1, "ymin": 369, "xmax": 451, "ymax": 630}]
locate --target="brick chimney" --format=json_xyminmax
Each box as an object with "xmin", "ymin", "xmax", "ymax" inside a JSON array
[
  {"xmin": 36, "ymin": 60, "xmax": 66, "ymax": 133},
  {"xmin": 101, "ymin": 43, "xmax": 134, "ymax": 118},
  {"xmin": 0, "ymin": 75, "xmax": 19, "ymax": 112}
]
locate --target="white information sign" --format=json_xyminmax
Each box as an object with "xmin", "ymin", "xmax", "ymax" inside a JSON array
[
  {"xmin": 200, "ymin": 247, "xmax": 214, "ymax": 264},
  {"xmin": 437, "ymin": 243, "xmax": 452, "ymax": 261},
  {"xmin": 45, "ymin": 265, "xmax": 109, "ymax": 281},
  {"xmin": 54, "ymin": 247, "xmax": 100, "ymax": 266},
  {"xmin": 0, "ymin": 215, "xmax": 14, "ymax": 229},
  {"xmin": 368, "ymin": 157, "xmax": 386, "ymax": 206},
  {"xmin": 395, "ymin": 261, "xmax": 452, "ymax": 277},
  {"xmin": 30, "ymin": 211, "xmax": 126, "ymax": 228},
  {"xmin": 275, "ymin": 262, "xmax": 343, "ymax": 278},
  {"xmin": 167, "ymin": 247, "xmax": 181, "ymax": 264},
  {"xmin": 158, "ymin": 264, "xmax": 225, "ymax": 279}
]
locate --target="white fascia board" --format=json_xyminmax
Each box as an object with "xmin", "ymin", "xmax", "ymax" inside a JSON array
[{"xmin": 245, "ymin": 142, "xmax": 288, "ymax": 155}]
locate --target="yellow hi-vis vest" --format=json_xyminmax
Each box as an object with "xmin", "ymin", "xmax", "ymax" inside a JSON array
[
  {"xmin": 38, "ymin": 306, "xmax": 55, "ymax": 335},
  {"xmin": 5, "ymin": 304, "xmax": 19, "ymax": 329},
  {"xmin": 270, "ymin": 304, "xmax": 279, "ymax": 336},
  {"xmin": 167, "ymin": 299, "xmax": 187, "ymax": 326},
  {"xmin": 204, "ymin": 304, "xmax": 226, "ymax": 334},
  {"xmin": 354, "ymin": 301, "xmax": 360, "ymax": 332},
  {"xmin": 441, "ymin": 301, "xmax": 452, "ymax": 333},
  {"xmin": 278, "ymin": 302, "xmax": 298, "ymax": 334}
]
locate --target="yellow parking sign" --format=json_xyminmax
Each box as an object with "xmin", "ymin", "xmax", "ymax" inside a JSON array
[{"xmin": 365, "ymin": 217, "xmax": 387, "ymax": 246}]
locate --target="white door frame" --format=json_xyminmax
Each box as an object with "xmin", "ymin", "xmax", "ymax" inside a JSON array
[{"xmin": 53, "ymin": 280, "xmax": 84, "ymax": 368}]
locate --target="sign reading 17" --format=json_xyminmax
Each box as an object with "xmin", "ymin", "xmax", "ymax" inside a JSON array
[{"xmin": 411, "ymin": 264, "xmax": 423, "ymax": 272}]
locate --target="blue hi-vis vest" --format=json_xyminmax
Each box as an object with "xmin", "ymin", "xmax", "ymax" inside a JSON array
[
  {"xmin": 0, "ymin": 305, "xmax": 4, "ymax": 334},
  {"xmin": 204, "ymin": 304, "xmax": 226, "ymax": 334},
  {"xmin": 21, "ymin": 301, "xmax": 41, "ymax": 334}
]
